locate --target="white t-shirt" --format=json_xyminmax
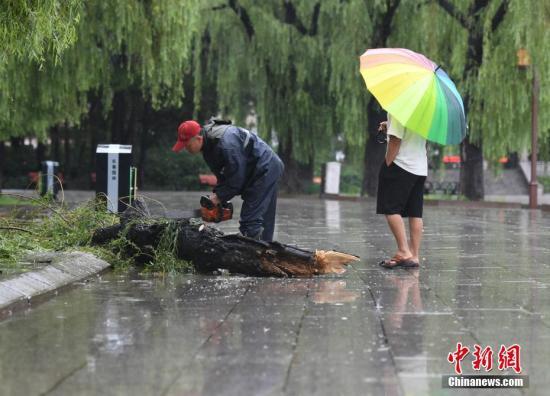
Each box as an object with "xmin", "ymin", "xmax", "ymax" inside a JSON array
[{"xmin": 387, "ymin": 114, "xmax": 428, "ymax": 176}]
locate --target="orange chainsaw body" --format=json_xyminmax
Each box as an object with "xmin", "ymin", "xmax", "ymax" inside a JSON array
[{"xmin": 200, "ymin": 195, "xmax": 233, "ymax": 223}]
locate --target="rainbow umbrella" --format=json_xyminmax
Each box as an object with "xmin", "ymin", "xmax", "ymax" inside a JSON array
[{"xmin": 359, "ymin": 48, "xmax": 466, "ymax": 145}]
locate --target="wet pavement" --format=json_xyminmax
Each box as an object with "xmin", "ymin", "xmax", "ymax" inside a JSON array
[{"xmin": 1, "ymin": 192, "xmax": 549, "ymax": 395}]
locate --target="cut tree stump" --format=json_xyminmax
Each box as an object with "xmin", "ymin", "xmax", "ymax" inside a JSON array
[{"xmin": 92, "ymin": 210, "xmax": 359, "ymax": 277}]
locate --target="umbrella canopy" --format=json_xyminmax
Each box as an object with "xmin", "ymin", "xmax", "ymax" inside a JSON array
[{"xmin": 360, "ymin": 48, "xmax": 466, "ymax": 145}]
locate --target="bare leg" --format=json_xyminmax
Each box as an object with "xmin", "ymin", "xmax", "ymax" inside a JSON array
[
  {"xmin": 385, "ymin": 214, "xmax": 412, "ymax": 259},
  {"xmin": 408, "ymin": 217, "xmax": 423, "ymax": 264}
]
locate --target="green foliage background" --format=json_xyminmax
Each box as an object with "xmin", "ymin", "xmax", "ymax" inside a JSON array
[
  {"xmin": 390, "ymin": 0, "xmax": 550, "ymax": 161},
  {"xmin": 0, "ymin": 0, "xmax": 549, "ymax": 191},
  {"xmin": 0, "ymin": 0, "xmax": 200, "ymax": 139}
]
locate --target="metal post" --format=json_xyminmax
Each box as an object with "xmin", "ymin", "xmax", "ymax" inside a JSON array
[{"xmin": 529, "ymin": 67, "xmax": 539, "ymax": 209}]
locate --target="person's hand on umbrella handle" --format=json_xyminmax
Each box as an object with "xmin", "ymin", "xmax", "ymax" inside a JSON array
[{"xmin": 376, "ymin": 121, "xmax": 388, "ymax": 144}]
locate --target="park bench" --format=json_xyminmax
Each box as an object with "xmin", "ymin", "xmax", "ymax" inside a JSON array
[{"xmin": 424, "ymin": 180, "xmax": 459, "ymax": 195}]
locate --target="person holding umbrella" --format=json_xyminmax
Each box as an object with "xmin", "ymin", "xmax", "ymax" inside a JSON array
[
  {"xmin": 359, "ymin": 48, "xmax": 467, "ymax": 268},
  {"xmin": 376, "ymin": 114, "xmax": 427, "ymax": 268},
  {"xmin": 172, "ymin": 118, "xmax": 284, "ymax": 241}
]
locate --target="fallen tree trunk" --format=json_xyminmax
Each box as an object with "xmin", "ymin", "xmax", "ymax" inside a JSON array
[{"xmin": 92, "ymin": 215, "xmax": 359, "ymax": 277}]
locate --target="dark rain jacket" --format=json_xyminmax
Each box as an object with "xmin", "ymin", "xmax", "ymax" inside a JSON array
[{"xmin": 200, "ymin": 121, "xmax": 280, "ymax": 202}]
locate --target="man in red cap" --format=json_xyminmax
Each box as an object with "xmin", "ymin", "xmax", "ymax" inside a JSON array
[{"xmin": 173, "ymin": 118, "xmax": 284, "ymax": 241}]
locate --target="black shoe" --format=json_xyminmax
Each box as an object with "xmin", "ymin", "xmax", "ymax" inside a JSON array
[{"xmin": 241, "ymin": 228, "xmax": 263, "ymax": 240}]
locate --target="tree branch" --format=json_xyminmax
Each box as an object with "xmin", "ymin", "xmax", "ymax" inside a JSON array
[
  {"xmin": 491, "ymin": 0, "xmax": 509, "ymax": 32},
  {"xmin": 0, "ymin": 226, "xmax": 34, "ymax": 234},
  {"xmin": 433, "ymin": 0, "xmax": 468, "ymax": 28},
  {"xmin": 211, "ymin": 4, "xmax": 228, "ymax": 11},
  {"xmin": 371, "ymin": 0, "xmax": 401, "ymax": 47},
  {"xmin": 471, "ymin": 0, "xmax": 491, "ymax": 14},
  {"xmin": 282, "ymin": 1, "xmax": 320, "ymax": 36},
  {"xmin": 228, "ymin": 0, "xmax": 255, "ymax": 39},
  {"xmin": 283, "ymin": 0, "xmax": 307, "ymax": 34},
  {"xmin": 310, "ymin": 3, "xmax": 321, "ymax": 36}
]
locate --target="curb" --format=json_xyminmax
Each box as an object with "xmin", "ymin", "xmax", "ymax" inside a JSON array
[
  {"xmin": 313, "ymin": 194, "xmax": 527, "ymax": 209},
  {"xmin": 0, "ymin": 251, "xmax": 111, "ymax": 318},
  {"xmin": 424, "ymin": 199, "xmax": 524, "ymax": 209}
]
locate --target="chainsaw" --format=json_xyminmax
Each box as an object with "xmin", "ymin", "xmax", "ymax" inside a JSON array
[{"xmin": 200, "ymin": 195, "xmax": 233, "ymax": 223}]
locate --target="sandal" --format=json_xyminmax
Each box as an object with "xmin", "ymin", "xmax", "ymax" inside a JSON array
[
  {"xmin": 378, "ymin": 254, "xmax": 418, "ymax": 269},
  {"xmin": 400, "ymin": 260, "xmax": 420, "ymax": 268}
]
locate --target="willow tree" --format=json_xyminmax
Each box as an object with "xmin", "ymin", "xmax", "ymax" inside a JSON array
[
  {"xmin": 391, "ymin": 0, "xmax": 550, "ymax": 199},
  {"xmin": 0, "ymin": 0, "xmax": 82, "ymax": 65},
  {"xmin": 321, "ymin": 0, "xmax": 402, "ymax": 197},
  {"xmin": 0, "ymin": 1, "xmax": 201, "ymax": 186},
  {"xmin": 0, "ymin": 0, "xmax": 85, "ymax": 139},
  {"xmin": 195, "ymin": 1, "xmax": 332, "ymax": 191},
  {"xmin": 197, "ymin": 0, "xmax": 409, "ymax": 193},
  {"xmin": 1, "ymin": 0, "xmax": 200, "ymax": 137},
  {"xmin": 0, "ymin": 0, "xmax": 83, "ymax": 189}
]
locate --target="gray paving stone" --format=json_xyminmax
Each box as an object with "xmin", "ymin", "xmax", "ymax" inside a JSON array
[
  {"xmin": 0, "ymin": 284, "xmax": 26, "ymax": 306},
  {"xmin": 0, "ymin": 252, "xmax": 110, "ymax": 312},
  {"xmin": 0, "ymin": 192, "xmax": 547, "ymax": 395}
]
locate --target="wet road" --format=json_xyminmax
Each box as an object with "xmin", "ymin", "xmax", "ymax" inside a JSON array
[{"xmin": 1, "ymin": 193, "xmax": 549, "ymax": 395}]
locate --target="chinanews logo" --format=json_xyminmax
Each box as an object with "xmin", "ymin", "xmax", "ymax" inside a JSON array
[{"xmin": 442, "ymin": 343, "xmax": 529, "ymax": 389}]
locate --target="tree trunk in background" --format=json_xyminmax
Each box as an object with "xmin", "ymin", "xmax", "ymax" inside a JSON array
[
  {"xmin": 75, "ymin": 135, "xmax": 87, "ymax": 178},
  {"xmin": 36, "ymin": 142, "xmax": 46, "ymax": 168},
  {"xmin": 459, "ymin": 23, "xmax": 484, "ymax": 200},
  {"xmin": 51, "ymin": 126, "xmax": 60, "ymax": 160},
  {"xmin": 0, "ymin": 141, "xmax": 5, "ymax": 190},
  {"xmin": 360, "ymin": 1, "xmax": 400, "ymax": 197},
  {"xmin": 124, "ymin": 89, "xmax": 141, "ymax": 146},
  {"xmin": 88, "ymin": 93, "xmax": 104, "ymax": 189},
  {"xmin": 111, "ymin": 91, "xmax": 126, "ymax": 143},
  {"xmin": 278, "ymin": 132, "xmax": 312, "ymax": 193},
  {"xmin": 137, "ymin": 101, "xmax": 151, "ymax": 189},
  {"xmin": 361, "ymin": 100, "xmax": 387, "ymax": 197},
  {"xmin": 90, "ymin": 128, "xmax": 97, "ymax": 189},
  {"xmin": 63, "ymin": 126, "xmax": 71, "ymax": 179},
  {"xmin": 10, "ymin": 137, "xmax": 22, "ymax": 151},
  {"xmin": 305, "ymin": 155, "xmax": 314, "ymax": 189},
  {"xmin": 460, "ymin": 137, "xmax": 484, "ymax": 200},
  {"xmin": 435, "ymin": 0, "xmax": 500, "ymax": 201}
]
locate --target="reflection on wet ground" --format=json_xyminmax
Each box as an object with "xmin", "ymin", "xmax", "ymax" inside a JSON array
[{"xmin": 1, "ymin": 193, "xmax": 550, "ymax": 395}]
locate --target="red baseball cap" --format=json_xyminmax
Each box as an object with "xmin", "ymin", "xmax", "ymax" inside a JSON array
[{"xmin": 172, "ymin": 120, "xmax": 201, "ymax": 152}]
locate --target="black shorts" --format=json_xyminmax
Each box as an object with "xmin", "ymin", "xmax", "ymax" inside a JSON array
[{"xmin": 376, "ymin": 162, "xmax": 426, "ymax": 218}]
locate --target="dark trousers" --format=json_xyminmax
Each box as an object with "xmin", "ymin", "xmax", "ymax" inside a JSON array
[
  {"xmin": 240, "ymin": 156, "xmax": 284, "ymax": 241},
  {"xmin": 376, "ymin": 162, "xmax": 426, "ymax": 218}
]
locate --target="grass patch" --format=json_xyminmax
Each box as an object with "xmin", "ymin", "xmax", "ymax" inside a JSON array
[
  {"xmin": 0, "ymin": 195, "xmax": 38, "ymax": 206},
  {"xmin": 0, "ymin": 196, "xmax": 193, "ymax": 274}
]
